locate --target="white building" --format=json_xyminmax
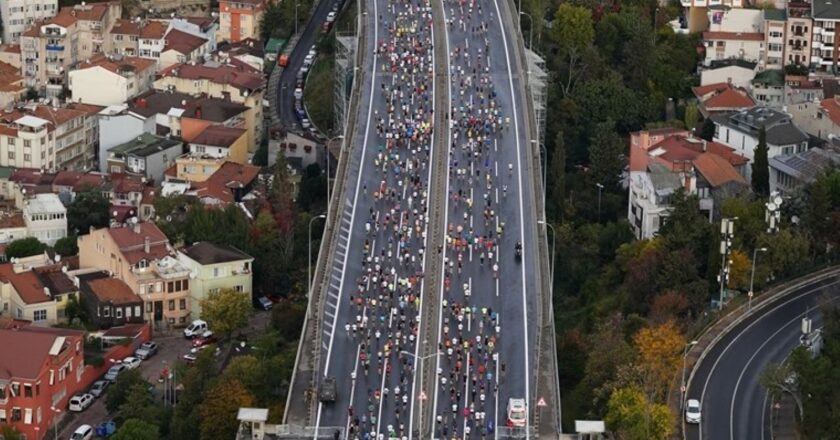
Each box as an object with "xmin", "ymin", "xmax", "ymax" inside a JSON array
[
  {"xmin": 22, "ymin": 193, "xmax": 67, "ymax": 245},
  {"xmin": 97, "ymin": 105, "xmax": 156, "ymax": 172},
  {"xmin": 69, "ymin": 54, "xmax": 157, "ymax": 106},
  {"xmin": 703, "ymin": 31, "xmax": 766, "ymax": 66},
  {"xmin": 699, "ymin": 59, "xmax": 757, "ymax": 90},
  {"xmin": 138, "ymin": 20, "xmax": 170, "ymax": 63},
  {"xmin": 0, "ymin": 0, "xmax": 58, "ymax": 43}
]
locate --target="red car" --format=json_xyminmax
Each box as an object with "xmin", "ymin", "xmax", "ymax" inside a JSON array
[{"xmin": 191, "ymin": 331, "xmax": 218, "ymax": 348}]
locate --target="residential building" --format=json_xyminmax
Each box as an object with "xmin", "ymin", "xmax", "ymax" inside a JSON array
[
  {"xmin": 78, "ymin": 271, "xmax": 144, "ymax": 329},
  {"xmin": 703, "ymin": 31, "xmax": 766, "ymax": 66},
  {"xmin": 811, "ymin": 0, "xmax": 840, "ymax": 73},
  {"xmin": 269, "ymin": 130, "xmax": 321, "ymax": 171},
  {"xmin": 69, "ymin": 54, "xmax": 157, "ymax": 106},
  {"xmin": 138, "ymin": 20, "xmax": 169, "ymax": 64},
  {"xmin": 751, "ymin": 69, "xmax": 785, "ymax": 107},
  {"xmin": 146, "ymin": 0, "xmax": 211, "ymax": 17},
  {"xmin": 784, "ymin": 75, "xmax": 826, "ymax": 105},
  {"xmin": 176, "ymin": 125, "xmax": 248, "ymax": 182},
  {"xmin": 155, "ymin": 61, "xmax": 265, "ymax": 150},
  {"xmin": 97, "ymin": 104, "xmax": 157, "ymax": 172},
  {"xmin": 0, "ymin": 44, "xmax": 23, "ymax": 70},
  {"xmin": 78, "ymin": 223, "xmax": 192, "ymax": 327},
  {"xmin": 707, "ymin": 7, "xmax": 764, "ymax": 34},
  {"xmin": 679, "ymin": 0, "xmax": 747, "ymax": 34},
  {"xmin": 0, "ymin": 61, "xmax": 26, "ymax": 109},
  {"xmin": 769, "ymin": 146, "xmax": 840, "ymax": 193},
  {"xmin": 106, "ymin": 133, "xmax": 183, "ymax": 183},
  {"xmin": 785, "ymin": 1, "xmax": 813, "ymax": 67},
  {"xmin": 699, "ymin": 59, "xmax": 757, "ymax": 90},
  {"xmin": 216, "ymin": 38, "xmax": 265, "ymax": 71},
  {"xmin": 177, "ymin": 241, "xmax": 253, "ymax": 318},
  {"xmin": 33, "ymin": 264, "xmax": 79, "ymax": 322},
  {"xmin": 23, "ymin": 193, "xmax": 67, "ymax": 246},
  {"xmin": 110, "ymin": 18, "xmax": 142, "ymax": 56},
  {"xmin": 129, "ymin": 89, "xmax": 249, "ymax": 141},
  {"xmin": 712, "ymin": 107, "xmax": 810, "ymax": 178},
  {"xmin": 68, "ymin": 1, "xmax": 121, "ymax": 61},
  {"xmin": 764, "ymin": 9, "xmax": 786, "ymax": 70},
  {"xmin": 167, "ymin": 16, "xmax": 219, "ymax": 53},
  {"xmin": 218, "ymin": 0, "xmax": 266, "ymax": 43},
  {"xmin": 0, "ymin": 212, "xmax": 29, "ymax": 244},
  {"xmin": 20, "ymin": 13, "xmax": 79, "ymax": 97},
  {"xmin": 692, "ymin": 82, "xmax": 756, "ymax": 117},
  {"xmin": 180, "ymin": 161, "xmax": 260, "ymax": 206},
  {"xmin": 159, "ymin": 29, "xmax": 210, "ymax": 71},
  {"xmin": 788, "ymin": 96, "xmax": 840, "ymax": 140},
  {"xmin": 0, "ymin": 325, "xmax": 86, "ymax": 440},
  {"xmin": 0, "ymin": 263, "xmax": 58, "ymax": 325},
  {"xmin": 628, "ymin": 130, "xmax": 749, "ymax": 239},
  {"xmin": 1, "ymin": 0, "xmax": 58, "ymax": 43}
]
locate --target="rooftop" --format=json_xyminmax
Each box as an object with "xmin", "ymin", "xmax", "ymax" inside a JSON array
[
  {"xmin": 753, "ymin": 69, "xmax": 785, "ymax": 88},
  {"xmin": 692, "ymin": 82, "xmax": 756, "ymax": 110},
  {"xmin": 702, "ymin": 31, "xmax": 765, "ymax": 41},
  {"xmin": 0, "ymin": 264, "xmax": 51, "ymax": 305},
  {"xmin": 130, "ymin": 90, "xmax": 249, "ymax": 122},
  {"xmin": 183, "ymin": 241, "xmax": 252, "ymax": 265},
  {"xmin": 84, "ymin": 277, "xmax": 141, "ymax": 305},
  {"xmin": 163, "ymin": 29, "xmax": 208, "ymax": 55},
  {"xmin": 707, "ymin": 58, "xmax": 757, "ymax": 70},
  {"xmin": 109, "ymin": 132, "xmax": 182, "ymax": 158},
  {"xmin": 106, "ymin": 223, "xmax": 170, "ymax": 264},
  {"xmin": 648, "ymin": 164, "xmax": 683, "ymax": 194},
  {"xmin": 74, "ymin": 53, "xmax": 156, "ymax": 76},
  {"xmin": 0, "ymin": 329, "xmax": 68, "ymax": 380},
  {"xmin": 813, "ymin": 0, "xmax": 840, "ymax": 20},
  {"xmin": 159, "ymin": 62, "xmax": 265, "ymax": 91},
  {"xmin": 712, "ymin": 107, "xmax": 809, "ymax": 145},
  {"xmin": 693, "ymin": 152, "xmax": 747, "ymax": 187},
  {"xmin": 192, "ymin": 125, "xmax": 247, "ymax": 148},
  {"xmin": 24, "ymin": 193, "xmax": 67, "ymax": 215},
  {"xmin": 769, "ymin": 147, "xmax": 840, "ymax": 184}
]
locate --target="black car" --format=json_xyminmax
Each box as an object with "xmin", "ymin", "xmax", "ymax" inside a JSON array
[{"xmin": 254, "ymin": 296, "xmax": 272, "ymax": 311}]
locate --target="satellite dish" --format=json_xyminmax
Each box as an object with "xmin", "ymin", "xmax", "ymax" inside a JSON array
[
  {"xmin": 166, "ymin": 215, "xmax": 172, "ymax": 222},
  {"xmin": 54, "ymin": 254, "xmax": 60, "ymax": 263},
  {"xmin": 774, "ymin": 195, "xmax": 783, "ymax": 205},
  {"xmin": 767, "ymin": 202, "xmax": 777, "ymax": 211}
]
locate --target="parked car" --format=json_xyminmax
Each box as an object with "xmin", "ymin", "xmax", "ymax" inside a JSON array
[
  {"xmin": 294, "ymin": 87, "xmax": 303, "ymax": 100},
  {"xmin": 319, "ymin": 376, "xmax": 336, "ymax": 403},
  {"xmin": 685, "ymin": 399, "xmax": 701, "ymax": 424},
  {"xmin": 296, "ymin": 108, "xmax": 307, "ymax": 120},
  {"xmin": 301, "ymin": 118, "xmax": 311, "ymax": 129},
  {"xmin": 121, "ymin": 356, "xmax": 141, "ymax": 369},
  {"xmin": 104, "ymin": 364, "xmax": 128, "ymax": 383},
  {"xmin": 70, "ymin": 424, "xmax": 94, "ymax": 440},
  {"xmin": 68, "ymin": 393, "xmax": 94, "ymax": 412},
  {"xmin": 184, "ymin": 319, "xmax": 208, "ymax": 338},
  {"xmin": 191, "ymin": 330, "xmax": 218, "ymax": 348},
  {"xmin": 134, "ymin": 341, "xmax": 158, "ymax": 360},
  {"xmin": 254, "ymin": 296, "xmax": 273, "ymax": 311},
  {"xmin": 89, "ymin": 380, "xmax": 109, "ymax": 398},
  {"xmin": 326, "ymin": 11, "xmax": 337, "ymax": 22},
  {"xmin": 182, "ymin": 353, "xmax": 197, "ymax": 365}
]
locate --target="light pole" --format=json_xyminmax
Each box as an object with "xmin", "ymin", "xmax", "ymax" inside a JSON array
[
  {"xmin": 308, "ymin": 214, "xmax": 327, "ymax": 297},
  {"xmin": 325, "ymin": 135, "xmax": 344, "ymax": 222},
  {"xmin": 718, "ymin": 217, "xmax": 737, "ymax": 310},
  {"xmin": 519, "ymin": 12, "xmax": 533, "ymax": 50},
  {"xmin": 749, "ymin": 247, "xmax": 768, "ymax": 311},
  {"xmin": 681, "ymin": 340, "xmax": 698, "ymax": 410},
  {"xmin": 532, "ymin": 140, "xmax": 546, "ymax": 212},
  {"xmin": 49, "ymin": 406, "xmax": 60, "ymax": 440},
  {"xmin": 537, "ymin": 220, "xmax": 556, "ymax": 294},
  {"xmin": 595, "ymin": 183, "xmax": 604, "ymax": 222},
  {"xmin": 295, "ymin": 2, "xmax": 301, "ymax": 35},
  {"xmin": 400, "ymin": 349, "xmax": 441, "ymax": 439}
]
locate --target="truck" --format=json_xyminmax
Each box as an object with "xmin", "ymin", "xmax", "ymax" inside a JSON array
[
  {"xmin": 319, "ymin": 376, "xmax": 337, "ymax": 403},
  {"xmin": 276, "ymin": 34, "xmax": 301, "ymax": 68}
]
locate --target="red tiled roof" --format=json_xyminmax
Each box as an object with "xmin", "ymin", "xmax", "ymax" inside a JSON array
[
  {"xmin": 192, "ymin": 125, "xmax": 246, "ymax": 147},
  {"xmin": 0, "ymin": 329, "xmax": 61, "ymax": 380},
  {"xmin": 9, "ymin": 168, "xmax": 55, "ymax": 186},
  {"xmin": 163, "ymin": 29, "xmax": 207, "ymax": 55},
  {"xmin": 193, "ymin": 162, "xmax": 260, "ymax": 204},
  {"xmin": 703, "ymin": 31, "xmax": 765, "ymax": 41},
  {"xmin": 85, "ymin": 278, "xmax": 141, "ymax": 305},
  {"xmin": 820, "ymin": 97, "xmax": 840, "ymax": 126},
  {"xmin": 52, "ymin": 171, "xmax": 84, "ymax": 187},
  {"xmin": 107, "ymin": 223, "xmax": 170, "ymax": 264},
  {"xmin": 73, "ymin": 173, "xmax": 108, "ymax": 192},
  {"xmin": 693, "ymin": 82, "xmax": 755, "ymax": 110},
  {"xmin": 75, "ymin": 54, "xmax": 156, "ymax": 77},
  {"xmin": 110, "ymin": 204, "xmax": 137, "ymax": 223},
  {"xmin": 0, "ymin": 44, "xmax": 21, "ymax": 54},
  {"xmin": 111, "ymin": 19, "xmax": 141, "ymax": 35},
  {"xmin": 111, "ymin": 173, "xmax": 146, "ymax": 193},
  {"xmin": 139, "ymin": 21, "xmax": 167, "ymax": 39},
  {"xmin": 141, "ymin": 187, "xmax": 157, "ymax": 205},
  {"xmin": 60, "ymin": 2, "xmax": 110, "ymax": 22},
  {"xmin": 693, "ymin": 152, "xmax": 747, "ymax": 187},
  {"xmin": 0, "ymin": 264, "xmax": 50, "ymax": 305},
  {"xmin": 160, "ymin": 62, "xmax": 264, "ymax": 91}
]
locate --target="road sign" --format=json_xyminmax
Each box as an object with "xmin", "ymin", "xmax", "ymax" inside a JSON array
[
  {"xmin": 537, "ymin": 397, "xmax": 547, "ymax": 407},
  {"xmin": 419, "ymin": 391, "xmax": 427, "ymax": 401}
]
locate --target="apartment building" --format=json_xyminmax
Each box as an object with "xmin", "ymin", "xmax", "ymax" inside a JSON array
[
  {"xmin": 788, "ymin": 96, "xmax": 840, "ymax": 139},
  {"xmin": 138, "ymin": 21, "xmax": 169, "ymax": 63},
  {"xmin": 68, "ymin": 1, "xmax": 121, "ymax": 61},
  {"xmin": 218, "ymin": 0, "xmax": 266, "ymax": 43},
  {"xmin": 811, "ymin": 0, "xmax": 840, "ymax": 72},
  {"xmin": 0, "ymin": 61, "xmax": 26, "ymax": 109},
  {"xmin": 159, "ymin": 29, "xmax": 210, "ymax": 70},
  {"xmin": 78, "ymin": 223, "xmax": 192, "ymax": 327},
  {"xmin": 751, "ymin": 69, "xmax": 785, "ymax": 107},
  {"xmin": 69, "ymin": 54, "xmax": 157, "ymax": 106},
  {"xmin": 0, "ymin": 0, "xmax": 58, "ymax": 43},
  {"xmin": 0, "ymin": 326, "xmax": 86, "ymax": 440},
  {"xmin": 155, "ymin": 62, "xmax": 265, "ymax": 150},
  {"xmin": 110, "ymin": 19, "xmax": 142, "ymax": 56},
  {"xmin": 176, "ymin": 126, "xmax": 248, "ymax": 182},
  {"xmin": 764, "ymin": 9, "xmax": 787, "ymax": 70},
  {"xmin": 20, "ymin": 14, "xmax": 79, "ymax": 97},
  {"xmin": 106, "ymin": 133, "xmax": 182, "ymax": 183},
  {"xmin": 177, "ymin": 242, "xmax": 252, "ymax": 318},
  {"xmin": 786, "ymin": 2, "xmax": 813, "ymax": 67},
  {"xmin": 23, "ymin": 193, "xmax": 67, "ymax": 246}
]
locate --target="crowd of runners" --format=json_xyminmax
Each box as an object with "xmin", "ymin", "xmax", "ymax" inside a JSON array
[{"xmin": 339, "ymin": 0, "xmax": 516, "ymax": 438}]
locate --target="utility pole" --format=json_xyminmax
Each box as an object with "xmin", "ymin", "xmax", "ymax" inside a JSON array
[{"xmin": 718, "ymin": 217, "xmax": 737, "ymax": 309}]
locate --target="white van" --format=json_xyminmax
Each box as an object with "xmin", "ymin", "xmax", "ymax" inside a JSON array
[
  {"xmin": 183, "ymin": 320, "xmax": 208, "ymax": 338},
  {"xmin": 70, "ymin": 424, "xmax": 93, "ymax": 440}
]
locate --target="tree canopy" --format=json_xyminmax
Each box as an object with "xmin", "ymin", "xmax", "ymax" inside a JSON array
[{"xmin": 6, "ymin": 237, "xmax": 46, "ymax": 259}]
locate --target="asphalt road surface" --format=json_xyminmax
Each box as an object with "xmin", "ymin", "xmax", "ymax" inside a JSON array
[{"xmin": 685, "ymin": 275, "xmax": 840, "ymax": 440}]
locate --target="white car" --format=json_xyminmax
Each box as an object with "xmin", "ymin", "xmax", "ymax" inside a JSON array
[
  {"xmin": 326, "ymin": 11, "xmax": 337, "ymax": 22},
  {"xmin": 685, "ymin": 399, "xmax": 701, "ymax": 424},
  {"xmin": 134, "ymin": 341, "xmax": 158, "ymax": 360},
  {"xmin": 506, "ymin": 398, "xmax": 527, "ymax": 427},
  {"xmin": 104, "ymin": 363, "xmax": 128, "ymax": 382},
  {"xmin": 121, "ymin": 356, "xmax": 142, "ymax": 369},
  {"xmin": 89, "ymin": 380, "xmax": 109, "ymax": 398},
  {"xmin": 70, "ymin": 424, "xmax": 93, "ymax": 440},
  {"xmin": 68, "ymin": 393, "xmax": 94, "ymax": 412},
  {"xmin": 294, "ymin": 87, "xmax": 303, "ymax": 100}
]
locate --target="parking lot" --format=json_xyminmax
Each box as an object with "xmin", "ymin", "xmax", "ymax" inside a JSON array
[{"xmin": 56, "ymin": 311, "xmax": 271, "ymax": 438}]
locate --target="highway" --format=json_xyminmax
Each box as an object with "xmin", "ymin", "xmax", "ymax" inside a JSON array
[{"xmin": 685, "ymin": 274, "xmax": 840, "ymax": 440}]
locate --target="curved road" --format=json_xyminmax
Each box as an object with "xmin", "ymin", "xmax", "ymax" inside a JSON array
[{"xmin": 685, "ymin": 274, "xmax": 840, "ymax": 440}]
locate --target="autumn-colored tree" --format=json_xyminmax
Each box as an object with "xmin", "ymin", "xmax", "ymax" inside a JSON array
[
  {"xmin": 632, "ymin": 320, "xmax": 685, "ymax": 400},
  {"xmin": 727, "ymin": 249, "xmax": 751, "ymax": 290},
  {"xmin": 605, "ymin": 386, "xmax": 674, "ymax": 440},
  {"xmin": 199, "ymin": 379, "xmax": 256, "ymax": 440},
  {"xmin": 199, "ymin": 288, "xmax": 251, "ymax": 339},
  {"xmin": 649, "ymin": 290, "xmax": 689, "ymax": 324}
]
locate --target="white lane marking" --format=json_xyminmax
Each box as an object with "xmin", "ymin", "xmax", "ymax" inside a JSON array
[
  {"xmin": 698, "ymin": 279, "xmax": 840, "ymax": 440},
  {"xmin": 344, "ymin": 344, "xmax": 363, "ymax": 437},
  {"xmin": 462, "ymin": 351, "xmax": 471, "ymax": 440},
  {"xmin": 491, "ymin": 0, "xmax": 531, "ymax": 435},
  {"xmin": 313, "ymin": 0, "xmax": 380, "ymax": 433}
]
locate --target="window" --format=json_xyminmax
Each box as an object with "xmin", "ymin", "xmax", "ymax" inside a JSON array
[
  {"xmin": 33, "ymin": 309, "xmax": 47, "ymax": 322},
  {"xmin": 180, "ymin": 299, "xmax": 186, "ymax": 309},
  {"xmin": 116, "ymin": 308, "xmax": 123, "ymax": 319},
  {"xmin": 135, "ymin": 305, "xmax": 141, "ymax": 316},
  {"xmin": 8, "ymin": 138, "xmax": 14, "ymax": 146},
  {"xmin": 23, "ymin": 384, "xmax": 32, "ymax": 398},
  {"xmin": 183, "ymin": 279, "xmax": 189, "ymax": 290},
  {"xmin": 24, "ymin": 408, "xmax": 32, "ymax": 424},
  {"xmin": 146, "ymin": 302, "xmax": 152, "ymax": 313},
  {"xmin": 23, "ymin": 154, "xmax": 31, "ymax": 162},
  {"xmin": 7, "ymin": 151, "xmax": 14, "ymax": 160},
  {"xmin": 23, "ymin": 140, "xmax": 30, "ymax": 148},
  {"xmin": 168, "ymin": 300, "xmax": 175, "ymax": 311},
  {"xmin": 11, "ymin": 408, "xmax": 20, "ymax": 422},
  {"xmin": 103, "ymin": 307, "xmax": 110, "ymax": 317},
  {"xmin": 234, "ymin": 285, "xmax": 243, "ymax": 293}
]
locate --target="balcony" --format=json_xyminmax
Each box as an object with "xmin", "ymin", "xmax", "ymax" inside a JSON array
[{"xmin": 46, "ymin": 44, "xmax": 65, "ymax": 51}]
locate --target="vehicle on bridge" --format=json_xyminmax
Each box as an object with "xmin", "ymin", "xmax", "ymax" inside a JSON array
[
  {"xmin": 506, "ymin": 398, "xmax": 527, "ymax": 427},
  {"xmin": 319, "ymin": 376, "xmax": 336, "ymax": 403}
]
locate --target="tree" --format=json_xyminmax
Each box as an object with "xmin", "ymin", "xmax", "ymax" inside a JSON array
[
  {"xmin": 760, "ymin": 360, "xmax": 804, "ymax": 421},
  {"xmin": 752, "ymin": 126, "xmax": 770, "ymax": 196},
  {"xmin": 632, "ymin": 320, "xmax": 685, "ymax": 400},
  {"xmin": 1, "ymin": 426, "xmax": 21, "ymax": 440},
  {"xmin": 199, "ymin": 288, "xmax": 251, "ymax": 339},
  {"xmin": 605, "ymin": 386, "xmax": 674, "ymax": 440},
  {"xmin": 6, "ymin": 237, "xmax": 46, "ymax": 259},
  {"xmin": 699, "ymin": 118, "xmax": 716, "ymax": 141},
  {"xmin": 727, "ymin": 249, "xmax": 751, "ymax": 290},
  {"xmin": 548, "ymin": 131, "xmax": 567, "ymax": 220},
  {"xmin": 67, "ymin": 188, "xmax": 110, "ymax": 235},
  {"xmin": 106, "ymin": 369, "xmax": 147, "ymax": 413},
  {"xmin": 53, "ymin": 235, "xmax": 78, "ymax": 256},
  {"xmin": 550, "ymin": 4, "xmax": 595, "ymax": 96},
  {"xmin": 118, "ymin": 383, "xmax": 162, "ymax": 424},
  {"xmin": 296, "ymin": 163, "xmax": 327, "ymax": 212},
  {"xmin": 199, "ymin": 379, "xmax": 256, "ymax": 440},
  {"xmin": 112, "ymin": 419, "xmax": 159, "ymax": 440},
  {"xmin": 684, "ymin": 104, "xmax": 699, "ymax": 132},
  {"xmin": 588, "ymin": 119, "xmax": 624, "ymax": 190},
  {"xmin": 153, "ymin": 193, "xmax": 194, "ymax": 243}
]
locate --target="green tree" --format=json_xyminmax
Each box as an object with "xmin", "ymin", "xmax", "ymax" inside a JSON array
[
  {"xmin": 118, "ymin": 383, "xmax": 161, "ymax": 424},
  {"xmin": 199, "ymin": 379, "xmax": 256, "ymax": 440},
  {"xmin": 699, "ymin": 118, "xmax": 716, "ymax": 141},
  {"xmin": 53, "ymin": 235, "xmax": 78, "ymax": 256},
  {"xmin": 199, "ymin": 288, "xmax": 251, "ymax": 339},
  {"xmin": 548, "ymin": 131, "xmax": 566, "ymax": 220},
  {"xmin": 6, "ymin": 237, "xmax": 47, "ymax": 259},
  {"xmin": 684, "ymin": 104, "xmax": 699, "ymax": 132},
  {"xmin": 112, "ymin": 419, "xmax": 159, "ymax": 440},
  {"xmin": 759, "ymin": 361, "xmax": 803, "ymax": 421},
  {"xmin": 106, "ymin": 369, "xmax": 147, "ymax": 413},
  {"xmin": 297, "ymin": 163, "xmax": 327, "ymax": 212},
  {"xmin": 588, "ymin": 119, "xmax": 624, "ymax": 190},
  {"xmin": 605, "ymin": 386, "xmax": 674, "ymax": 440},
  {"xmin": 67, "ymin": 188, "xmax": 110, "ymax": 235},
  {"xmin": 153, "ymin": 193, "xmax": 194, "ymax": 243},
  {"xmin": 550, "ymin": 4, "xmax": 595, "ymax": 96},
  {"xmin": 752, "ymin": 126, "xmax": 770, "ymax": 196},
  {"xmin": 1, "ymin": 426, "xmax": 21, "ymax": 440}
]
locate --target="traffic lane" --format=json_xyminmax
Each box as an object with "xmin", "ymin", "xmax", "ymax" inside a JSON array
[{"xmin": 685, "ymin": 276, "xmax": 840, "ymax": 440}]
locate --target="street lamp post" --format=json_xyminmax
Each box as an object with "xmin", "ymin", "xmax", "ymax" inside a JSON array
[
  {"xmin": 519, "ymin": 12, "xmax": 533, "ymax": 50},
  {"xmin": 749, "ymin": 247, "xmax": 768, "ymax": 311},
  {"xmin": 537, "ymin": 220, "xmax": 556, "ymax": 293},
  {"xmin": 325, "ymin": 135, "xmax": 344, "ymax": 223},
  {"xmin": 49, "ymin": 406, "xmax": 61, "ymax": 440},
  {"xmin": 400, "ymin": 349, "xmax": 441, "ymax": 439},
  {"xmin": 308, "ymin": 214, "xmax": 327, "ymax": 297},
  {"xmin": 681, "ymin": 340, "xmax": 699, "ymax": 410},
  {"xmin": 595, "ymin": 183, "xmax": 604, "ymax": 222},
  {"xmin": 718, "ymin": 217, "xmax": 737, "ymax": 309}
]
